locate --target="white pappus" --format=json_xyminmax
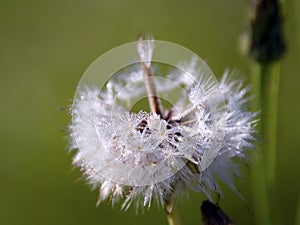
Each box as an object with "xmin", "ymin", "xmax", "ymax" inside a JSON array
[{"xmin": 69, "ymin": 36, "xmax": 257, "ymax": 211}]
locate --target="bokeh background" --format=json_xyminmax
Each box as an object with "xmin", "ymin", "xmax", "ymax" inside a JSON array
[{"xmin": 1, "ymin": 0, "xmax": 299, "ymax": 225}]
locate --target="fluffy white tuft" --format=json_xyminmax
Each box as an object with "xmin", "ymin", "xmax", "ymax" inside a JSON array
[{"xmin": 70, "ymin": 40, "xmax": 257, "ymax": 210}]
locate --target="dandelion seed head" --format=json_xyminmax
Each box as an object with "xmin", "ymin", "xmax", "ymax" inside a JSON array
[{"xmin": 69, "ymin": 37, "xmax": 257, "ymax": 210}]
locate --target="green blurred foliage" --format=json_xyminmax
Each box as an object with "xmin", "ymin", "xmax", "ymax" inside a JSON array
[{"xmin": 0, "ymin": 0, "xmax": 299, "ymax": 225}]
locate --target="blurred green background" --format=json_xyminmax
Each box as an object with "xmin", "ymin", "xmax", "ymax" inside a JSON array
[{"xmin": 1, "ymin": 0, "xmax": 300, "ymax": 224}]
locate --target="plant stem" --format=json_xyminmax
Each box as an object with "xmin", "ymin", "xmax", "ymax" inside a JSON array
[
  {"xmin": 261, "ymin": 63, "xmax": 280, "ymax": 189},
  {"xmin": 250, "ymin": 61, "xmax": 281, "ymax": 225},
  {"xmin": 250, "ymin": 62, "xmax": 271, "ymax": 225},
  {"xmin": 140, "ymin": 61, "xmax": 162, "ymax": 115},
  {"xmin": 138, "ymin": 35, "xmax": 163, "ymax": 116},
  {"xmin": 165, "ymin": 204, "xmax": 181, "ymax": 225}
]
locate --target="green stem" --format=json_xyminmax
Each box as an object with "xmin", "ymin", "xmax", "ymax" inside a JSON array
[
  {"xmin": 250, "ymin": 62, "xmax": 281, "ymax": 225},
  {"xmin": 250, "ymin": 63, "xmax": 271, "ymax": 225},
  {"xmin": 165, "ymin": 204, "xmax": 181, "ymax": 225},
  {"xmin": 261, "ymin": 63, "xmax": 280, "ymax": 189}
]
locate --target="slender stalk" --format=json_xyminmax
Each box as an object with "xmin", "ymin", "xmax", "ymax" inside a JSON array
[
  {"xmin": 261, "ymin": 63, "xmax": 280, "ymax": 189},
  {"xmin": 251, "ymin": 61, "xmax": 282, "ymax": 225},
  {"xmin": 250, "ymin": 62, "xmax": 271, "ymax": 225},
  {"xmin": 244, "ymin": 0, "xmax": 285, "ymax": 224},
  {"xmin": 140, "ymin": 61, "xmax": 162, "ymax": 115},
  {"xmin": 138, "ymin": 35, "xmax": 163, "ymax": 116},
  {"xmin": 165, "ymin": 204, "xmax": 181, "ymax": 225},
  {"xmin": 263, "ymin": 63, "xmax": 282, "ymax": 225}
]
